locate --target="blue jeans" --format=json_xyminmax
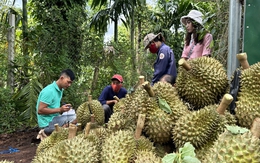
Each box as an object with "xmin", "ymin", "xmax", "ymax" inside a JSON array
[{"xmin": 43, "ymin": 114, "xmax": 76, "ymax": 134}]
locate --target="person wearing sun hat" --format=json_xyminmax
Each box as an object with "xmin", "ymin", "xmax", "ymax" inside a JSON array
[
  {"xmin": 98, "ymin": 74, "xmax": 127, "ymax": 123},
  {"xmin": 180, "ymin": 10, "xmax": 213, "ymax": 60},
  {"xmin": 143, "ymin": 32, "xmax": 177, "ymax": 85}
]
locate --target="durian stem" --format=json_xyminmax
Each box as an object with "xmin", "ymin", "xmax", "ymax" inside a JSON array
[
  {"xmin": 90, "ymin": 114, "xmax": 95, "ymax": 123},
  {"xmin": 77, "ymin": 123, "xmax": 82, "ymax": 131},
  {"xmin": 142, "ymin": 81, "xmax": 155, "ymax": 97},
  {"xmin": 250, "ymin": 117, "xmax": 260, "ymax": 138},
  {"xmin": 139, "ymin": 76, "xmax": 145, "ymax": 85},
  {"xmin": 113, "ymin": 96, "xmax": 120, "ymax": 102},
  {"xmin": 216, "ymin": 94, "xmax": 233, "ymax": 115},
  {"xmin": 68, "ymin": 124, "xmax": 77, "ymax": 139},
  {"xmin": 88, "ymin": 95, "xmax": 92, "ymax": 102},
  {"xmin": 84, "ymin": 122, "xmax": 91, "ymax": 138},
  {"xmin": 237, "ymin": 53, "xmax": 250, "ymax": 69},
  {"xmin": 135, "ymin": 114, "xmax": 146, "ymax": 139},
  {"xmin": 54, "ymin": 124, "xmax": 60, "ymax": 132},
  {"xmin": 178, "ymin": 58, "xmax": 191, "ymax": 71}
]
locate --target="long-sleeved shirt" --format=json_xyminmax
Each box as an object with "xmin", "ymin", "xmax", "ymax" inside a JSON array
[
  {"xmin": 152, "ymin": 43, "xmax": 177, "ymax": 85},
  {"xmin": 98, "ymin": 85, "xmax": 127, "ymax": 108}
]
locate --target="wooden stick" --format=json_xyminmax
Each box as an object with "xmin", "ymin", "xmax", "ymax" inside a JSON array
[
  {"xmin": 68, "ymin": 124, "xmax": 77, "ymax": 139},
  {"xmin": 54, "ymin": 124, "xmax": 60, "ymax": 132},
  {"xmin": 142, "ymin": 81, "xmax": 155, "ymax": 97},
  {"xmin": 139, "ymin": 76, "xmax": 145, "ymax": 85},
  {"xmin": 84, "ymin": 122, "xmax": 91, "ymax": 138},
  {"xmin": 135, "ymin": 114, "xmax": 146, "ymax": 139},
  {"xmin": 90, "ymin": 114, "xmax": 95, "ymax": 123},
  {"xmin": 216, "ymin": 94, "xmax": 233, "ymax": 115},
  {"xmin": 77, "ymin": 123, "xmax": 82, "ymax": 131},
  {"xmin": 178, "ymin": 58, "xmax": 191, "ymax": 71},
  {"xmin": 250, "ymin": 117, "xmax": 260, "ymax": 138},
  {"xmin": 88, "ymin": 95, "xmax": 92, "ymax": 102},
  {"xmin": 237, "ymin": 53, "xmax": 250, "ymax": 69}
]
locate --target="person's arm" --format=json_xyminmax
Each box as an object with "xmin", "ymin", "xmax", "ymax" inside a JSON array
[
  {"xmin": 181, "ymin": 42, "xmax": 189, "ymax": 60},
  {"xmin": 98, "ymin": 86, "xmax": 117, "ymax": 105},
  {"xmin": 38, "ymin": 102, "xmax": 71, "ymax": 115},
  {"xmin": 152, "ymin": 49, "xmax": 169, "ymax": 84},
  {"xmin": 202, "ymin": 33, "xmax": 213, "ymax": 56}
]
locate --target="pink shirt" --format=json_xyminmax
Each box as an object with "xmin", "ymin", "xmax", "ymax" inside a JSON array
[{"xmin": 181, "ymin": 33, "xmax": 213, "ymax": 59}]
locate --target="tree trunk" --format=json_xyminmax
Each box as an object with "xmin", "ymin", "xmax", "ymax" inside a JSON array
[
  {"xmin": 130, "ymin": 7, "xmax": 136, "ymax": 72},
  {"xmin": 114, "ymin": 15, "xmax": 118, "ymax": 42},
  {"xmin": 136, "ymin": 14, "xmax": 142, "ymax": 74},
  {"xmin": 22, "ymin": 0, "xmax": 29, "ymax": 84},
  {"xmin": 90, "ymin": 66, "xmax": 99, "ymax": 95},
  {"xmin": 7, "ymin": 12, "xmax": 15, "ymax": 93}
]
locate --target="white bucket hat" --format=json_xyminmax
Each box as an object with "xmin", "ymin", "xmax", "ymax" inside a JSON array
[
  {"xmin": 143, "ymin": 33, "xmax": 161, "ymax": 49},
  {"xmin": 180, "ymin": 10, "xmax": 204, "ymax": 27}
]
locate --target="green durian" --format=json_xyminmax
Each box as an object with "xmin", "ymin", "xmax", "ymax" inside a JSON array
[
  {"xmin": 235, "ymin": 62, "xmax": 260, "ymax": 128},
  {"xmin": 203, "ymin": 127, "xmax": 260, "ymax": 163},
  {"xmin": 107, "ymin": 111, "xmax": 136, "ymax": 132},
  {"xmin": 134, "ymin": 150, "xmax": 162, "ymax": 163},
  {"xmin": 0, "ymin": 161, "xmax": 14, "ymax": 163},
  {"xmin": 176, "ymin": 57, "xmax": 228, "ymax": 109},
  {"xmin": 101, "ymin": 130, "xmax": 136, "ymax": 163},
  {"xmin": 76, "ymin": 101, "xmax": 91, "ymax": 127}
]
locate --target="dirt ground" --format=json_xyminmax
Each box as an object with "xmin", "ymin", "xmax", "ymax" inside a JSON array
[{"xmin": 0, "ymin": 128, "xmax": 40, "ymax": 163}]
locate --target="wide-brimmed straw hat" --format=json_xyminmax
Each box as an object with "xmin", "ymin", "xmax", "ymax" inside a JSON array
[
  {"xmin": 143, "ymin": 33, "xmax": 161, "ymax": 50},
  {"xmin": 180, "ymin": 10, "xmax": 204, "ymax": 27}
]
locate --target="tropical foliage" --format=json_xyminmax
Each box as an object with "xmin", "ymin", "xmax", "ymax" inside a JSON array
[{"xmin": 0, "ymin": 0, "xmax": 232, "ymax": 133}]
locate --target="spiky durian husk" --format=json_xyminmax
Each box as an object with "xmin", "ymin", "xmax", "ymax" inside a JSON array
[
  {"xmin": 36, "ymin": 128, "xmax": 69, "ymax": 155},
  {"xmin": 235, "ymin": 63, "xmax": 260, "ymax": 128},
  {"xmin": 134, "ymin": 150, "xmax": 162, "ymax": 163},
  {"xmin": 173, "ymin": 105, "xmax": 228, "ymax": 150},
  {"xmin": 113, "ymin": 97, "xmax": 126, "ymax": 113},
  {"xmin": 135, "ymin": 136, "xmax": 155, "ymax": 152},
  {"xmin": 76, "ymin": 102, "xmax": 91, "ymax": 127},
  {"xmin": 153, "ymin": 82, "xmax": 190, "ymax": 124},
  {"xmin": 107, "ymin": 111, "xmax": 136, "ymax": 133},
  {"xmin": 144, "ymin": 97, "xmax": 174, "ymax": 144},
  {"xmin": 0, "ymin": 161, "xmax": 14, "ymax": 163},
  {"xmin": 101, "ymin": 130, "xmax": 136, "ymax": 163},
  {"xmin": 32, "ymin": 135, "xmax": 100, "ymax": 163},
  {"xmin": 203, "ymin": 130, "xmax": 260, "ymax": 163},
  {"xmin": 88, "ymin": 100, "xmax": 105, "ymax": 125},
  {"xmin": 176, "ymin": 57, "xmax": 228, "ymax": 109},
  {"xmin": 122, "ymin": 87, "xmax": 151, "ymax": 122}
]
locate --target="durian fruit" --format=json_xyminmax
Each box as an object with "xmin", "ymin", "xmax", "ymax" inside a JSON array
[
  {"xmin": 76, "ymin": 101, "xmax": 91, "ymax": 127},
  {"xmin": 36, "ymin": 125, "xmax": 69, "ymax": 155},
  {"xmin": 235, "ymin": 53, "xmax": 260, "ymax": 128},
  {"xmin": 176, "ymin": 57, "xmax": 228, "ymax": 109},
  {"xmin": 203, "ymin": 118, "xmax": 260, "ymax": 163},
  {"xmin": 152, "ymin": 81, "xmax": 190, "ymax": 124},
  {"xmin": 101, "ymin": 130, "xmax": 136, "ymax": 163},
  {"xmin": 113, "ymin": 97, "xmax": 126, "ymax": 113},
  {"xmin": 173, "ymin": 94, "xmax": 235, "ymax": 150},
  {"xmin": 0, "ymin": 161, "xmax": 14, "ymax": 163},
  {"xmin": 76, "ymin": 95, "xmax": 105, "ymax": 127},
  {"xmin": 107, "ymin": 111, "xmax": 136, "ymax": 132},
  {"xmin": 32, "ymin": 135, "xmax": 100, "ymax": 163},
  {"xmin": 134, "ymin": 150, "xmax": 162, "ymax": 163},
  {"xmin": 135, "ymin": 136, "xmax": 155, "ymax": 152},
  {"xmin": 87, "ymin": 95, "xmax": 105, "ymax": 125}
]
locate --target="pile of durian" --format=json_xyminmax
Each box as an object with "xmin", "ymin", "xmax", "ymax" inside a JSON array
[{"xmin": 30, "ymin": 55, "xmax": 260, "ymax": 163}]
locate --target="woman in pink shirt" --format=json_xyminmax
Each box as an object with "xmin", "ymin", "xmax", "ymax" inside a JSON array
[{"xmin": 180, "ymin": 10, "xmax": 213, "ymax": 60}]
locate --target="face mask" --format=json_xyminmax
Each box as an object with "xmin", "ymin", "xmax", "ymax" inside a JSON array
[
  {"xmin": 149, "ymin": 43, "xmax": 159, "ymax": 53},
  {"xmin": 111, "ymin": 84, "xmax": 122, "ymax": 93}
]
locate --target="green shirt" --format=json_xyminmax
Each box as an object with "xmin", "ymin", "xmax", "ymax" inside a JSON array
[{"xmin": 36, "ymin": 81, "xmax": 63, "ymax": 127}]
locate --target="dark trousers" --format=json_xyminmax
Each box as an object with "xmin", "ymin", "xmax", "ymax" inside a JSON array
[{"xmin": 102, "ymin": 104, "xmax": 113, "ymax": 123}]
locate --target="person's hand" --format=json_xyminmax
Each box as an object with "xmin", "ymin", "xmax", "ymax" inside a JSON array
[
  {"xmin": 113, "ymin": 100, "xmax": 118, "ymax": 104},
  {"xmin": 60, "ymin": 104, "xmax": 72, "ymax": 113}
]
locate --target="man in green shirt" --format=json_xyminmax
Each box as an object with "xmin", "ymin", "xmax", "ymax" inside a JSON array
[{"xmin": 36, "ymin": 69, "xmax": 76, "ymax": 140}]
